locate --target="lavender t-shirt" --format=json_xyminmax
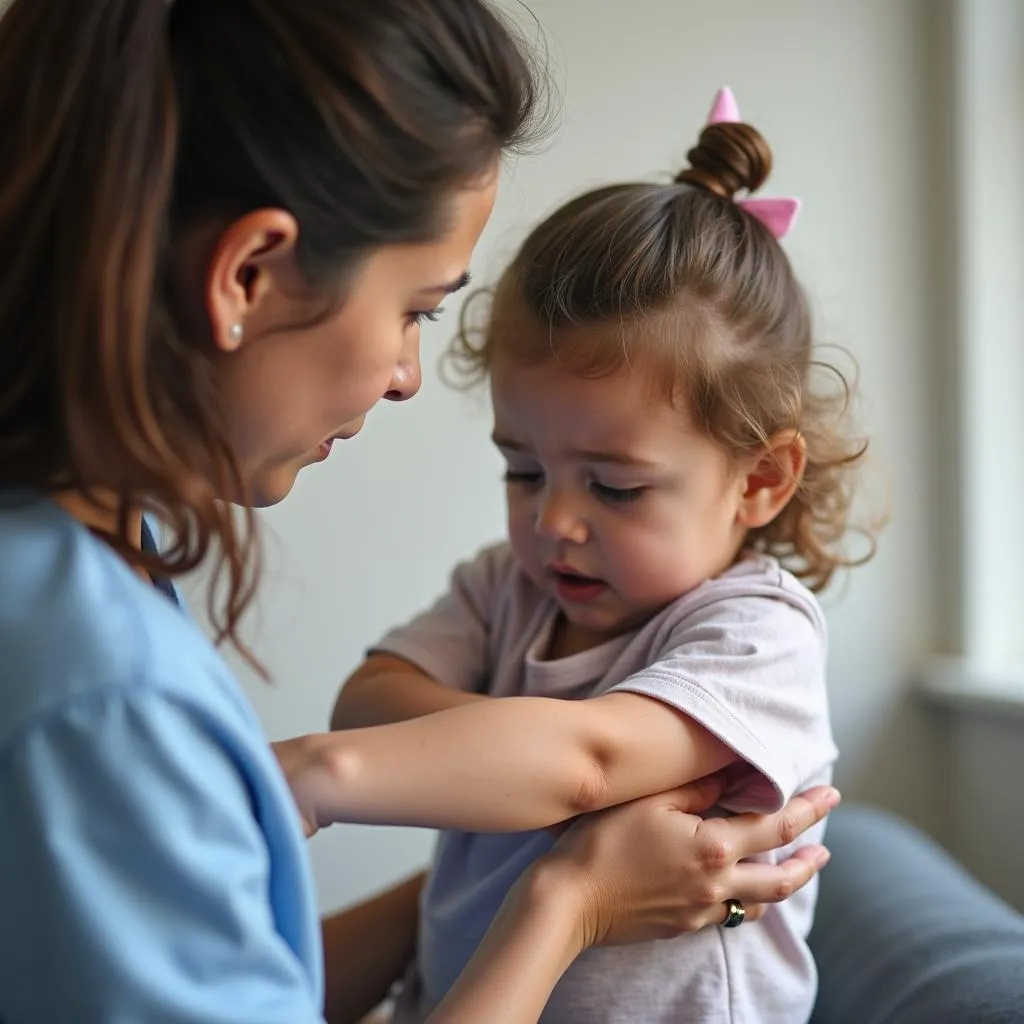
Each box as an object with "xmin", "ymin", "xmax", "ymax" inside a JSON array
[{"xmin": 375, "ymin": 543, "xmax": 837, "ymax": 1024}]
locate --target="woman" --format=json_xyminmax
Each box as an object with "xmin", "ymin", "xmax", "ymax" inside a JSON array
[{"xmin": 0, "ymin": 2, "xmax": 837, "ymax": 1022}]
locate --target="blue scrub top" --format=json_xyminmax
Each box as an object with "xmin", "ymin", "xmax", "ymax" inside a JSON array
[{"xmin": 0, "ymin": 496, "xmax": 325, "ymax": 1022}]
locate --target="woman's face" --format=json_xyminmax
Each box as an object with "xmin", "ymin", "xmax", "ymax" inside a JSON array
[{"xmin": 202, "ymin": 173, "xmax": 498, "ymax": 506}]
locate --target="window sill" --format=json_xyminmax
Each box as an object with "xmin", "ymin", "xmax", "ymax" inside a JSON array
[
  {"xmin": 918, "ymin": 655, "xmax": 1024, "ymax": 911},
  {"xmin": 919, "ymin": 657, "xmax": 1024, "ymax": 723}
]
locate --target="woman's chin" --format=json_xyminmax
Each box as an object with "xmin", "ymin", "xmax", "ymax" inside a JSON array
[
  {"xmin": 243, "ymin": 462, "xmax": 305, "ymax": 509},
  {"xmin": 237, "ymin": 444, "xmax": 343, "ymax": 508}
]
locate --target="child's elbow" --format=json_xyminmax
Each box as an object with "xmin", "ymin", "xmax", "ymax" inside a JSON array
[{"xmin": 563, "ymin": 747, "xmax": 617, "ymax": 817}]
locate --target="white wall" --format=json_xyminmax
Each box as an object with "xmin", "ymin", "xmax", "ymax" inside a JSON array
[
  {"xmin": 919, "ymin": 0, "xmax": 1024, "ymax": 910},
  {"xmin": 212, "ymin": 0, "xmax": 952, "ymax": 913}
]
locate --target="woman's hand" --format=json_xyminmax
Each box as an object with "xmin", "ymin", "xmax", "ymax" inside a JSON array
[
  {"xmin": 542, "ymin": 777, "xmax": 839, "ymax": 949},
  {"xmin": 429, "ymin": 779, "xmax": 838, "ymax": 1023}
]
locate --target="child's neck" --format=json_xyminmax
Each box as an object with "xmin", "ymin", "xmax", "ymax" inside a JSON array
[
  {"xmin": 544, "ymin": 613, "xmax": 622, "ymax": 661},
  {"xmin": 544, "ymin": 549, "xmax": 757, "ymax": 662}
]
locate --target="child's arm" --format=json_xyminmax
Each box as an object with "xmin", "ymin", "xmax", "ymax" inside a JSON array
[
  {"xmin": 310, "ymin": 690, "xmax": 737, "ymax": 833},
  {"xmin": 331, "ymin": 654, "xmax": 487, "ymax": 731},
  {"xmin": 332, "ymin": 543, "xmax": 512, "ymax": 731},
  {"xmin": 308, "ymin": 589, "xmax": 831, "ymax": 836}
]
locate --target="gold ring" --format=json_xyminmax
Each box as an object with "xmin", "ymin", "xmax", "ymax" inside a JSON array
[{"xmin": 722, "ymin": 898, "xmax": 746, "ymax": 928}]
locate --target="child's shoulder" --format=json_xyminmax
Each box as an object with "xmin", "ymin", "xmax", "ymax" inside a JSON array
[
  {"xmin": 453, "ymin": 541, "xmax": 542, "ymax": 601},
  {"xmin": 717, "ymin": 552, "xmax": 821, "ymax": 605},
  {"xmin": 461, "ymin": 539, "xmax": 519, "ymax": 578},
  {"xmin": 659, "ymin": 552, "xmax": 825, "ymax": 641},
  {"xmin": 450, "ymin": 540, "xmax": 518, "ymax": 598}
]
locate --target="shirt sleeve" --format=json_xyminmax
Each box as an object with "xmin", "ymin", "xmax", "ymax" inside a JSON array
[
  {"xmin": 370, "ymin": 543, "xmax": 513, "ymax": 693},
  {"xmin": 610, "ymin": 588, "xmax": 837, "ymax": 813},
  {"xmin": 0, "ymin": 688, "xmax": 324, "ymax": 1024}
]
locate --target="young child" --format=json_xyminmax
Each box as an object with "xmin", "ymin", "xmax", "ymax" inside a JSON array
[{"xmin": 333, "ymin": 88, "xmax": 872, "ymax": 1024}]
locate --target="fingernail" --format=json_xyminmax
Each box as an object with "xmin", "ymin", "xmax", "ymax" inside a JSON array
[
  {"xmin": 816, "ymin": 848, "xmax": 832, "ymax": 868},
  {"xmin": 824, "ymin": 787, "xmax": 842, "ymax": 808}
]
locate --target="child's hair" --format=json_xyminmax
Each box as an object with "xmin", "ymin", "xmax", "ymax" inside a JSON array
[{"xmin": 450, "ymin": 116, "xmax": 873, "ymax": 592}]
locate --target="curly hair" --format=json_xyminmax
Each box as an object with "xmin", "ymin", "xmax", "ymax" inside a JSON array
[{"xmin": 448, "ymin": 120, "xmax": 874, "ymax": 592}]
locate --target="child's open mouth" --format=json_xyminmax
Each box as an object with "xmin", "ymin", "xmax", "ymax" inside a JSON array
[{"xmin": 549, "ymin": 566, "xmax": 608, "ymax": 603}]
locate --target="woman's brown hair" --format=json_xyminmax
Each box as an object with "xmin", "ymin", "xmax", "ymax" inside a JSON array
[
  {"xmin": 450, "ymin": 118, "xmax": 873, "ymax": 592},
  {"xmin": 0, "ymin": 0, "xmax": 545, "ymax": 651}
]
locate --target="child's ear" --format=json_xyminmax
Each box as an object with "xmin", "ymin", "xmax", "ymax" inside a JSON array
[{"xmin": 736, "ymin": 430, "xmax": 807, "ymax": 529}]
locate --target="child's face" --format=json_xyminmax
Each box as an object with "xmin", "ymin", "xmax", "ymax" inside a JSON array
[{"xmin": 491, "ymin": 353, "xmax": 754, "ymax": 646}]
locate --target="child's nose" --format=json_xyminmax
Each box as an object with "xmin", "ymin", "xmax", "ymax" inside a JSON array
[{"xmin": 534, "ymin": 490, "xmax": 588, "ymax": 545}]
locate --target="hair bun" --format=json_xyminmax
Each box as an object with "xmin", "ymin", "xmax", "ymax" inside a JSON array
[{"xmin": 674, "ymin": 121, "xmax": 772, "ymax": 199}]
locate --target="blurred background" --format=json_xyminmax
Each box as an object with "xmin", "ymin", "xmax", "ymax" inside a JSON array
[{"xmin": 193, "ymin": 0, "xmax": 1023, "ymax": 915}]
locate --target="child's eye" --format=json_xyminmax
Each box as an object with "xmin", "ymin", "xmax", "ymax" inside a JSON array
[
  {"xmin": 591, "ymin": 481, "xmax": 647, "ymax": 505},
  {"xmin": 504, "ymin": 469, "xmax": 543, "ymax": 489},
  {"xmin": 408, "ymin": 306, "xmax": 445, "ymax": 327}
]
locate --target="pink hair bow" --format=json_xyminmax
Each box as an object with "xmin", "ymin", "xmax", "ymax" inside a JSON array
[{"xmin": 706, "ymin": 87, "xmax": 801, "ymax": 240}]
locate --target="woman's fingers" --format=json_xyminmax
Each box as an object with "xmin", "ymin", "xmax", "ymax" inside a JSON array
[
  {"xmin": 725, "ymin": 845, "xmax": 831, "ymax": 905},
  {"xmin": 695, "ymin": 844, "xmax": 830, "ymax": 931},
  {"xmin": 692, "ymin": 786, "xmax": 840, "ymax": 866},
  {"xmin": 664, "ymin": 773, "xmax": 728, "ymax": 816},
  {"xmin": 697, "ymin": 843, "xmax": 831, "ymax": 931},
  {"xmin": 542, "ymin": 783, "xmax": 839, "ymax": 948},
  {"xmin": 736, "ymin": 901, "xmax": 767, "ymax": 924}
]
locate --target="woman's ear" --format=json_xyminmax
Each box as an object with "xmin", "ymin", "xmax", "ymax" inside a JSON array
[
  {"xmin": 205, "ymin": 209, "xmax": 300, "ymax": 352},
  {"xmin": 736, "ymin": 430, "xmax": 807, "ymax": 529}
]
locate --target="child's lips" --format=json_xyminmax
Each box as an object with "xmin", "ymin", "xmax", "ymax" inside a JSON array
[
  {"xmin": 548, "ymin": 564, "xmax": 608, "ymax": 603},
  {"xmin": 549, "ymin": 562, "xmax": 593, "ymax": 579}
]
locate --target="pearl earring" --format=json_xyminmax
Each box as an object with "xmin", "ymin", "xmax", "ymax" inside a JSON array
[{"xmin": 228, "ymin": 323, "xmax": 244, "ymax": 343}]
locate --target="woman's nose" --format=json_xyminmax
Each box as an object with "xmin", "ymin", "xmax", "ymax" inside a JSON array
[{"xmin": 384, "ymin": 333, "xmax": 423, "ymax": 402}]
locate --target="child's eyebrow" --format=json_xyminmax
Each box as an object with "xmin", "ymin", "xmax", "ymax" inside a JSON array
[
  {"xmin": 490, "ymin": 433, "xmax": 528, "ymax": 454},
  {"xmin": 491, "ymin": 435, "xmax": 659, "ymax": 469},
  {"xmin": 567, "ymin": 446, "xmax": 661, "ymax": 468}
]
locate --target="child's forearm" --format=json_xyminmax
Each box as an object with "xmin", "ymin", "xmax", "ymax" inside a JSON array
[
  {"xmin": 314, "ymin": 693, "xmax": 735, "ymax": 833},
  {"xmin": 332, "ymin": 655, "xmax": 488, "ymax": 731}
]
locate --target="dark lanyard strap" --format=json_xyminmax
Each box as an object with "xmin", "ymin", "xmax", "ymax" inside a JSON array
[{"xmin": 140, "ymin": 518, "xmax": 180, "ymax": 607}]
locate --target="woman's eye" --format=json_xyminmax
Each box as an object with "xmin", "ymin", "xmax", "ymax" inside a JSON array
[
  {"xmin": 591, "ymin": 481, "xmax": 647, "ymax": 505},
  {"xmin": 408, "ymin": 306, "xmax": 445, "ymax": 327}
]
